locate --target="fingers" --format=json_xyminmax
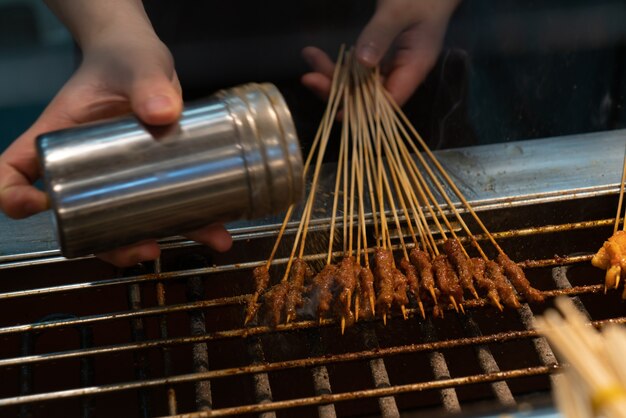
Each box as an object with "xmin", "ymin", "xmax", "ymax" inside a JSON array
[
  {"xmin": 302, "ymin": 46, "xmax": 336, "ymax": 78},
  {"xmin": 96, "ymin": 240, "xmax": 161, "ymax": 267},
  {"xmin": 95, "ymin": 224, "xmax": 231, "ymax": 268},
  {"xmin": 356, "ymin": 2, "xmax": 410, "ymax": 67},
  {"xmin": 0, "ymin": 175, "xmax": 48, "ymax": 219},
  {"xmin": 130, "ymin": 71, "xmax": 183, "ymax": 126},
  {"xmin": 184, "ymin": 223, "xmax": 233, "ymax": 253},
  {"xmin": 384, "ymin": 24, "xmax": 447, "ymax": 106},
  {"xmin": 301, "ymin": 72, "xmax": 333, "ymax": 101},
  {"xmin": 301, "ymin": 47, "xmax": 336, "ymax": 100}
]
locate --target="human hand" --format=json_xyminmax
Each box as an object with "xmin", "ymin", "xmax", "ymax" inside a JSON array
[
  {"xmin": 0, "ymin": 29, "xmax": 232, "ymax": 267},
  {"xmin": 302, "ymin": 0, "xmax": 460, "ymax": 106}
]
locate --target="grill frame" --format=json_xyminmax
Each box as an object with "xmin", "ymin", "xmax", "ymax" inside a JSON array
[{"xmin": 1, "ymin": 130, "xmax": 625, "ymax": 417}]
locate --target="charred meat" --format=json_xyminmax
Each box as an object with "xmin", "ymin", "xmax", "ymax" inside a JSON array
[
  {"xmin": 374, "ymin": 248, "xmax": 395, "ymax": 316},
  {"xmin": 470, "ymin": 257, "xmax": 502, "ymax": 309},
  {"xmin": 336, "ymin": 257, "xmax": 358, "ymax": 317},
  {"xmin": 262, "ymin": 282, "xmax": 289, "ymax": 326},
  {"xmin": 245, "ymin": 265, "xmax": 271, "ymax": 323},
  {"xmin": 443, "ymin": 238, "xmax": 478, "ymax": 298},
  {"xmin": 311, "ymin": 264, "xmax": 338, "ymax": 319},
  {"xmin": 285, "ymin": 258, "xmax": 313, "ymax": 321},
  {"xmin": 409, "ymin": 248, "xmax": 437, "ymax": 303},
  {"xmin": 496, "ymin": 254, "xmax": 544, "ymax": 303},
  {"xmin": 485, "ymin": 260, "xmax": 520, "ymax": 308},
  {"xmin": 432, "ymin": 254, "xmax": 464, "ymax": 306}
]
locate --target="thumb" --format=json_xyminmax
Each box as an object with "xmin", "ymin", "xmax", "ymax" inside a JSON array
[
  {"xmin": 130, "ymin": 71, "xmax": 183, "ymax": 126},
  {"xmin": 356, "ymin": 6, "xmax": 410, "ymax": 67}
]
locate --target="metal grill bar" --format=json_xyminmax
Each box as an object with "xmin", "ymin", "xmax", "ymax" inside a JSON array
[
  {"xmin": 155, "ymin": 258, "xmax": 178, "ymax": 415},
  {"xmin": 5, "ymin": 309, "xmax": 618, "ymax": 410},
  {"xmin": 0, "ymin": 213, "xmax": 617, "ymax": 415},
  {"xmin": 161, "ymin": 367, "xmax": 557, "ymax": 418},
  {"xmin": 0, "ymin": 276, "xmax": 597, "ymax": 338},
  {"xmin": 0, "ymin": 284, "xmax": 606, "ymax": 369}
]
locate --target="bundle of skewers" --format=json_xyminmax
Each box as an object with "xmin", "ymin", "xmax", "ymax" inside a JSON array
[
  {"xmin": 244, "ymin": 47, "xmax": 544, "ymax": 332},
  {"xmin": 535, "ymin": 297, "xmax": 626, "ymax": 418},
  {"xmin": 592, "ymin": 150, "xmax": 626, "ymax": 296}
]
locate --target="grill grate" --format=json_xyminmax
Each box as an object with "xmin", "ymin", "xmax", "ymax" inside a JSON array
[{"xmin": 0, "ymin": 193, "xmax": 623, "ymax": 417}]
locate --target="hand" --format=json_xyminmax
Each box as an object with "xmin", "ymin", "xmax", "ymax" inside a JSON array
[
  {"xmin": 302, "ymin": 0, "xmax": 460, "ymax": 106},
  {"xmin": 0, "ymin": 30, "xmax": 232, "ymax": 267}
]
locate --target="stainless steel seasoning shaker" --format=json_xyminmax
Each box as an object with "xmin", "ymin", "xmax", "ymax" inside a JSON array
[{"xmin": 37, "ymin": 83, "xmax": 303, "ymax": 258}]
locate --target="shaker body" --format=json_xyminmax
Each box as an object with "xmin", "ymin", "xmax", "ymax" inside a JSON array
[{"xmin": 37, "ymin": 83, "xmax": 303, "ymax": 258}]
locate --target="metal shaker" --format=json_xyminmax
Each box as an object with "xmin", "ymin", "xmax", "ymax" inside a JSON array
[{"xmin": 37, "ymin": 83, "xmax": 303, "ymax": 258}]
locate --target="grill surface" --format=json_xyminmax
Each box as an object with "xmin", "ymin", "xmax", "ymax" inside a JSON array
[{"xmin": 1, "ymin": 130, "xmax": 625, "ymax": 417}]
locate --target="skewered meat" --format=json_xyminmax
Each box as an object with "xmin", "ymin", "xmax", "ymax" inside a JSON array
[
  {"xmin": 485, "ymin": 260, "xmax": 520, "ymax": 308},
  {"xmin": 470, "ymin": 258, "xmax": 502, "ymax": 310},
  {"xmin": 263, "ymin": 282, "xmax": 289, "ymax": 326},
  {"xmin": 374, "ymin": 248, "xmax": 394, "ymax": 316},
  {"xmin": 432, "ymin": 254, "xmax": 464, "ymax": 308},
  {"xmin": 592, "ymin": 230, "xmax": 626, "ymax": 289},
  {"xmin": 392, "ymin": 268, "xmax": 409, "ymax": 308},
  {"xmin": 443, "ymin": 238, "xmax": 478, "ymax": 298},
  {"xmin": 311, "ymin": 264, "xmax": 338, "ymax": 318},
  {"xmin": 399, "ymin": 258, "xmax": 421, "ymax": 302},
  {"xmin": 245, "ymin": 265, "xmax": 271, "ymax": 323},
  {"xmin": 497, "ymin": 254, "xmax": 544, "ymax": 303},
  {"xmin": 357, "ymin": 267, "xmax": 375, "ymax": 320},
  {"xmin": 336, "ymin": 257, "xmax": 358, "ymax": 317},
  {"xmin": 409, "ymin": 248, "xmax": 437, "ymax": 303},
  {"xmin": 285, "ymin": 258, "xmax": 313, "ymax": 321}
]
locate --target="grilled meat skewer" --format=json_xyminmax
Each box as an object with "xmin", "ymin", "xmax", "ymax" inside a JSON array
[
  {"xmin": 485, "ymin": 260, "xmax": 520, "ymax": 308},
  {"xmin": 263, "ymin": 282, "xmax": 289, "ymax": 326},
  {"xmin": 357, "ymin": 267, "xmax": 375, "ymax": 321},
  {"xmin": 399, "ymin": 257, "xmax": 425, "ymax": 319},
  {"xmin": 409, "ymin": 248, "xmax": 438, "ymax": 304},
  {"xmin": 245, "ymin": 265, "xmax": 271, "ymax": 324},
  {"xmin": 285, "ymin": 258, "xmax": 313, "ymax": 323},
  {"xmin": 443, "ymin": 238, "xmax": 479, "ymax": 299},
  {"xmin": 336, "ymin": 257, "xmax": 358, "ymax": 332},
  {"xmin": 432, "ymin": 254, "xmax": 464, "ymax": 312},
  {"xmin": 470, "ymin": 258, "xmax": 503, "ymax": 311},
  {"xmin": 311, "ymin": 264, "xmax": 338, "ymax": 322},
  {"xmin": 374, "ymin": 248, "xmax": 395, "ymax": 324},
  {"xmin": 496, "ymin": 254, "xmax": 545, "ymax": 303},
  {"xmin": 392, "ymin": 268, "xmax": 409, "ymax": 319}
]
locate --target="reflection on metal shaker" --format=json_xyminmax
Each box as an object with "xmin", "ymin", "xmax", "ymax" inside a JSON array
[{"xmin": 37, "ymin": 83, "xmax": 303, "ymax": 258}]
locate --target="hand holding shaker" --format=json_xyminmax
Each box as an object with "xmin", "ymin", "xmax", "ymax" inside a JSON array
[{"xmin": 37, "ymin": 83, "xmax": 304, "ymax": 258}]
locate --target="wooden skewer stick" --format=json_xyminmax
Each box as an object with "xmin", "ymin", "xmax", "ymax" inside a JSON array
[
  {"xmin": 384, "ymin": 89, "xmax": 503, "ymax": 258},
  {"xmin": 265, "ymin": 45, "xmax": 347, "ymax": 269},
  {"xmin": 616, "ymin": 145, "xmax": 626, "ymax": 233},
  {"xmin": 360, "ymin": 77, "xmax": 438, "ymax": 257},
  {"xmin": 285, "ymin": 57, "xmax": 351, "ymax": 277},
  {"xmin": 382, "ymin": 97, "xmax": 488, "ymax": 260},
  {"xmin": 326, "ymin": 113, "xmax": 347, "ymax": 265}
]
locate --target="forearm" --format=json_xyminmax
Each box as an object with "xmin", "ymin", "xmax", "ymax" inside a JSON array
[{"xmin": 44, "ymin": 0, "xmax": 156, "ymax": 49}]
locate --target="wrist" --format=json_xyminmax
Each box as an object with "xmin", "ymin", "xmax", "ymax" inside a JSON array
[{"xmin": 45, "ymin": 0, "xmax": 157, "ymax": 50}]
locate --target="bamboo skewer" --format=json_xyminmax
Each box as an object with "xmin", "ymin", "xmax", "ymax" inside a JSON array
[
  {"xmin": 615, "ymin": 147, "xmax": 626, "ymax": 234},
  {"xmin": 536, "ymin": 297, "xmax": 626, "ymax": 418},
  {"xmin": 249, "ymin": 46, "xmax": 536, "ymax": 329}
]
